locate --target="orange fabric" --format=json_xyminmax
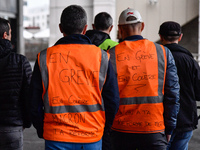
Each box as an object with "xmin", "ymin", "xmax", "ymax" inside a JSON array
[
  {"xmin": 112, "ymin": 39, "xmax": 167, "ymax": 133},
  {"xmin": 115, "ymin": 40, "xmax": 159, "ymax": 98},
  {"xmin": 39, "ymin": 44, "xmax": 106, "ymax": 142},
  {"xmin": 43, "ymin": 111, "xmax": 105, "ymax": 143},
  {"xmin": 112, "ymin": 103, "xmax": 165, "ymax": 133}
]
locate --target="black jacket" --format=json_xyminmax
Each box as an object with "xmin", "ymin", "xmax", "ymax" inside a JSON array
[
  {"xmin": 165, "ymin": 43, "xmax": 200, "ymax": 131},
  {"xmin": 0, "ymin": 39, "xmax": 32, "ymax": 128},
  {"xmin": 85, "ymin": 30, "xmax": 110, "ymax": 46}
]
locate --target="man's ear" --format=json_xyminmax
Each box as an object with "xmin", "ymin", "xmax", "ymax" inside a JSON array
[
  {"xmin": 159, "ymin": 35, "xmax": 164, "ymax": 41},
  {"xmin": 59, "ymin": 23, "xmax": 64, "ymax": 33},
  {"xmin": 141, "ymin": 22, "xmax": 144, "ymax": 32},
  {"xmin": 178, "ymin": 33, "xmax": 183, "ymax": 42},
  {"xmin": 109, "ymin": 25, "xmax": 113, "ymax": 32},
  {"xmin": 92, "ymin": 24, "xmax": 95, "ymax": 30},
  {"xmin": 2, "ymin": 31, "xmax": 7, "ymax": 39},
  {"xmin": 82, "ymin": 25, "xmax": 88, "ymax": 35},
  {"xmin": 118, "ymin": 25, "xmax": 123, "ymax": 39}
]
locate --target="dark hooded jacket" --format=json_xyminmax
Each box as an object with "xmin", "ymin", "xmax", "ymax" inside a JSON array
[
  {"xmin": 85, "ymin": 30, "xmax": 118, "ymax": 50},
  {"xmin": 0, "ymin": 39, "xmax": 32, "ymax": 128},
  {"xmin": 165, "ymin": 43, "xmax": 200, "ymax": 131}
]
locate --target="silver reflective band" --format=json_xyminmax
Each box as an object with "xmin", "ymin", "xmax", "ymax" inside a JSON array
[
  {"xmin": 45, "ymin": 103, "xmax": 104, "ymax": 114},
  {"xmin": 39, "ymin": 49, "xmax": 51, "ymax": 110},
  {"xmin": 39, "ymin": 49, "xmax": 48, "ymax": 91},
  {"xmin": 120, "ymin": 95, "xmax": 164, "ymax": 105},
  {"xmin": 155, "ymin": 43, "xmax": 165, "ymax": 97},
  {"xmin": 99, "ymin": 49, "xmax": 109, "ymax": 91}
]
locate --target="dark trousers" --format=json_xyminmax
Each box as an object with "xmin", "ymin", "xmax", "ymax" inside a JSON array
[
  {"xmin": 111, "ymin": 130, "xmax": 167, "ymax": 150},
  {"xmin": 0, "ymin": 126, "xmax": 23, "ymax": 150},
  {"xmin": 102, "ymin": 128, "xmax": 112, "ymax": 150}
]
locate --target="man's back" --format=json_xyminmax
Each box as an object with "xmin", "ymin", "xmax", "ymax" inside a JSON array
[
  {"xmin": 30, "ymin": 34, "xmax": 120, "ymax": 149},
  {"xmin": 109, "ymin": 35, "xmax": 179, "ymax": 150},
  {"xmin": 109, "ymin": 8, "xmax": 180, "ymax": 150},
  {"xmin": 109, "ymin": 37, "xmax": 177, "ymax": 133},
  {"xmin": 158, "ymin": 21, "xmax": 200, "ymax": 150},
  {"xmin": 164, "ymin": 43, "xmax": 200, "ymax": 130},
  {"xmin": 0, "ymin": 17, "xmax": 32, "ymax": 150},
  {"xmin": 0, "ymin": 39, "xmax": 32, "ymax": 128}
]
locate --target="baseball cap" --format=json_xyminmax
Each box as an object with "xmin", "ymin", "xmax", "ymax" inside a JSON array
[
  {"xmin": 118, "ymin": 8, "xmax": 143, "ymax": 25},
  {"xmin": 159, "ymin": 21, "xmax": 182, "ymax": 36}
]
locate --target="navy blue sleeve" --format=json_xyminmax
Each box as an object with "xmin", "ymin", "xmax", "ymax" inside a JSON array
[
  {"xmin": 102, "ymin": 60, "xmax": 120, "ymax": 129},
  {"xmin": 30, "ymin": 58, "xmax": 44, "ymax": 138},
  {"xmin": 163, "ymin": 47, "xmax": 180, "ymax": 135}
]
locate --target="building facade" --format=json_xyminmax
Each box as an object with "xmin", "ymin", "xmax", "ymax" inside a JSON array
[
  {"xmin": 49, "ymin": 0, "xmax": 116, "ymax": 46},
  {"xmin": 23, "ymin": 2, "xmax": 49, "ymax": 31},
  {"xmin": 0, "ymin": 0, "xmax": 24, "ymax": 54},
  {"xmin": 49, "ymin": 0, "xmax": 199, "ymax": 55}
]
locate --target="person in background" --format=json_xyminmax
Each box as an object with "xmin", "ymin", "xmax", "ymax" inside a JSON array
[
  {"xmin": 108, "ymin": 8, "xmax": 180, "ymax": 150},
  {"xmin": 159, "ymin": 21, "xmax": 200, "ymax": 150},
  {"xmin": 30, "ymin": 5, "xmax": 120, "ymax": 150},
  {"xmin": 86, "ymin": 11, "xmax": 119, "ymax": 150},
  {"xmin": 0, "ymin": 17, "xmax": 32, "ymax": 150},
  {"xmin": 85, "ymin": 12, "xmax": 118, "ymax": 51}
]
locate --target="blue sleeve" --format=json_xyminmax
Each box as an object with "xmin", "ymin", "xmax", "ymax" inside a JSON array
[
  {"xmin": 102, "ymin": 60, "xmax": 120, "ymax": 130},
  {"xmin": 30, "ymin": 58, "xmax": 44, "ymax": 138},
  {"xmin": 163, "ymin": 47, "xmax": 180, "ymax": 135}
]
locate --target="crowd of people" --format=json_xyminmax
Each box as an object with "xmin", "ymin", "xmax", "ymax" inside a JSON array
[{"xmin": 0, "ymin": 4, "xmax": 200, "ymax": 150}]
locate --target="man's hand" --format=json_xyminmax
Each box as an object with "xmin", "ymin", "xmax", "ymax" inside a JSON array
[{"xmin": 166, "ymin": 134, "xmax": 171, "ymax": 142}]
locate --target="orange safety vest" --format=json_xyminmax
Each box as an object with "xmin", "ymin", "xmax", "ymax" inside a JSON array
[
  {"xmin": 38, "ymin": 44, "xmax": 109, "ymax": 143},
  {"xmin": 109, "ymin": 39, "xmax": 167, "ymax": 133}
]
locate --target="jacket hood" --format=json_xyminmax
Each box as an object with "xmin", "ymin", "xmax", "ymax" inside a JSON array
[
  {"xmin": 0, "ymin": 39, "xmax": 12, "ymax": 58},
  {"xmin": 164, "ymin": 43, "xmax": 193, "ymax": 58},
  {"xmin": 85, "ymin": 30, "xmax": 110, "ymax": 46},
  {"xmin": 0, "ymin": 39, "xmax": 12, "ymax": 70}
]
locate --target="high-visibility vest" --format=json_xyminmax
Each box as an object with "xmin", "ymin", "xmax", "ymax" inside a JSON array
[
  {"xmin": 109, "ymin": 39, "xmax": 167, "ymax": 133},
  {"xmin": 99, "ymin": 39, "xmax": 119, "ymax": 51},
  {"xmin": 38, "ymin": 43, "xmax": 109, "ymax": 143}
]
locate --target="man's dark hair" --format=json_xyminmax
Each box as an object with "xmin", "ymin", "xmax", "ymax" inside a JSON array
[
  {"xmin": 162, "ymin": 35, "xmax": 180, "ymax": 42},
  {"xmin": 60, "ymin": 5, "xmax": 87, "ymax": 35},
  {"xmin": 94, "ymin": 12, "xmax": 113, "ymax": 30},
  {"xmin": 0, "ymin": 18, "xmax": 10, "ymax": 38}
]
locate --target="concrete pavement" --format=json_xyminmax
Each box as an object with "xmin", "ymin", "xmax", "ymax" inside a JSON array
[
  {"xmin": 24, "ymin": 126, "xmax": 44, "ymax": 149},
  {"xmin": 24, "ymin": 124, "xmax": 200, "ymax": 150}
]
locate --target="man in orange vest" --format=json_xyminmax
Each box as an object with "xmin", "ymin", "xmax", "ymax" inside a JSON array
[
  {"xmin": 30, "ymin": 5, "xmax": 120, "ymax": 150},
  {"xmin": 108, "ymin": 8, "xmax": 180, "ymax": 150}
]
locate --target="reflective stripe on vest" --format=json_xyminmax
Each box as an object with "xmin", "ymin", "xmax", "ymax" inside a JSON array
[
  {"xmin": 38, "ymin": 44, "xmax": 109, "ymax": 143},
  {"xmin": 109, "ymin": 39, "xmax": 167, "ymax": 133}
]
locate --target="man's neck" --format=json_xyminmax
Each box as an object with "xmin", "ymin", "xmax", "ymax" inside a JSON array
[
  {"xmin": 98, "ymin": 29, "xmax": 110, "ymax": 35},
  {"xmin": 162, "ymin": 40, "xmax": 178, "ymax": 45}
]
